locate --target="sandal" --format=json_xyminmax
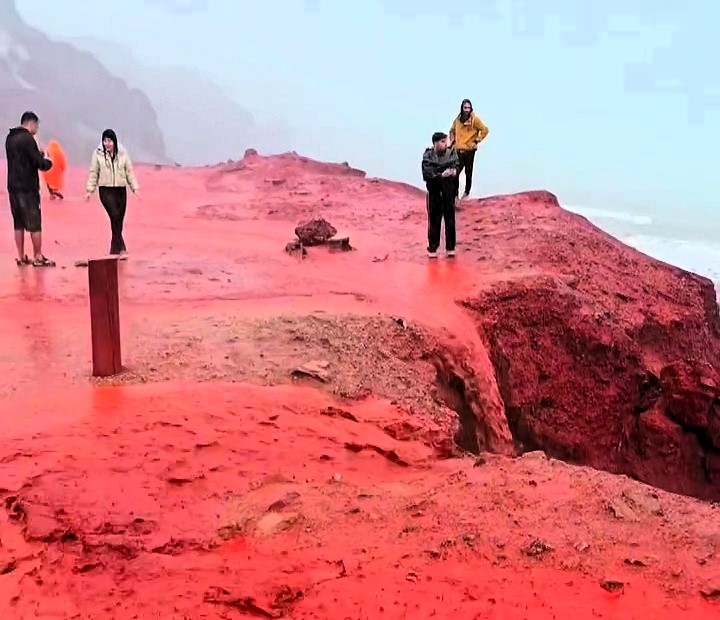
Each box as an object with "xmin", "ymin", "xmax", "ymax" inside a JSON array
[
  {"xmin": 32, "ymin": 256, "xmax": 56, "ymax": 267},
  {"xmin": 15, "ymin": 255, "xmax": 31, "ymax": 266}
]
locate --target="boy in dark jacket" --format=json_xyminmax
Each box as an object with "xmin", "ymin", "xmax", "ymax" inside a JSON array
[
  {"xmin": 421, "ymin": 132, "xmax": 460, "ymax": 258},
  {"xmin": 5, "ymin": 111, "xmax": 54, "ymax": 266}
]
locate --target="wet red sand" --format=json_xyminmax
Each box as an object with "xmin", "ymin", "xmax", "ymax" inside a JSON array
[{"xmin": 1, "ymin": 153, "xmax": 720, "ymax": 618}]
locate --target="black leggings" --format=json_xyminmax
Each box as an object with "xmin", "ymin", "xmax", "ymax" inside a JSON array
[
  {"xmin": 99, "ymin": 187, "xmax": 127, "ymax": 255},
  {"xmin": 457, "ymin": 149, "xmax": 476, "ymax": 196}
]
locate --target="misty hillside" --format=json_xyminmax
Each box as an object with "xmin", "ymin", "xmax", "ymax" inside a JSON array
[
  {"xmin": 66, "ymin": 37, "xmax": 291, "ymax": 166},
  {"xmin": 0, "ymin": 0, "xmax": 168, "ymax": 165}
]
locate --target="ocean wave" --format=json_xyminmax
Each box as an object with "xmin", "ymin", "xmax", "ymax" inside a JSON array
[
  {"xmin": 622, "ymin": 234, "xmax": 720, "ymax": 284},
  {"xmin": 563, "ymin": 204, "xmax": 653, "ymax": 226},
  {"xmin": 562, "ymin": 203, "xmax": 718, "ymax": 287}
]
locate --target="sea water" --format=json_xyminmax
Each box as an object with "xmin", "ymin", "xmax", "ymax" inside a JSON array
[{"xmin": 563, "ymin": 204, "xmax": 720, "ymax": 288}]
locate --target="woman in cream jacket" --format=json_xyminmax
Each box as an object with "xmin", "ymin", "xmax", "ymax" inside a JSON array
[{"xmin": 85, "ymin": 129, "xmax": 139, "ymax": 257}]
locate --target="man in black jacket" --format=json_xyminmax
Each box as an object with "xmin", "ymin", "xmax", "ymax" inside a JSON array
[
  {"xmin": 6, "ymin": 111, "xmax": 54, "ymax": 267},
  {"xmin": 421, "ymin": 132, "xmax": 460, "ymax": 258}
]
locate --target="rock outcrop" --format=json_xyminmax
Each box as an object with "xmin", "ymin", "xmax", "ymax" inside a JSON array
[
  {"xmin": 200, "ymin": 154, "xmax": 720, "ymax": 499},
  {"xmin": 460, "ymin": 191, "xmax": 720, "ymax": 499},
  {"xmin": 1, "ymin": 149, "xmax": 719, "ymax": 615}
]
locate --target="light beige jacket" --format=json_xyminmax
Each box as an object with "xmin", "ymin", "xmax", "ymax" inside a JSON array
[{"xmin": 85, "ymin": 144, "xmax": 139, "ymax": 193}]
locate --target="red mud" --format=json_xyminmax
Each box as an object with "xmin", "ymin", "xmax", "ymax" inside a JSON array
[{"xmin": 0, "ymin": 151, "xmax": 720, "ymax": 618}]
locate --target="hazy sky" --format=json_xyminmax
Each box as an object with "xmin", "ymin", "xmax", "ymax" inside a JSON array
[{"xmin": 17, "ymin": 0, "xmax": 720, "ymax": 221}]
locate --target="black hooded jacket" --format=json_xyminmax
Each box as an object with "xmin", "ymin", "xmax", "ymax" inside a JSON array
[
  {"xmin": 5, "ymin": 127, "xmax": 52, "ymax": 192},
  {"xmin": 421, "ymin": 146, "xmax": 460, "ymax": 192}
]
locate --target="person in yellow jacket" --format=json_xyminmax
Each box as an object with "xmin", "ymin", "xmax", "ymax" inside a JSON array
[
  {"xmin": 448, "ymin": 99, "xmax": 489, "ymax": 200},
  {"xmin": 85, "ymin": 129, "xmax": 139, "ymax": 257}
]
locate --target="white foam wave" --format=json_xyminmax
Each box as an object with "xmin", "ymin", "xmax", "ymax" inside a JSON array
[
  {"xmin": 622, "ymin": 234, "xmax": 720, "ymax": 284},
  {"xmin": 561, "ymin": 203, "xmax": 718, "ymax": 287},
  {"xmin": 563, "ymin": 204, "xmax": 653, "ymax": 226}
]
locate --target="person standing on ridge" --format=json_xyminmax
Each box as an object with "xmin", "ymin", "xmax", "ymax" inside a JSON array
[
  {"xmin": 448, "ymin": 99, "xmax": 489, "ymax": 201},
  {"xmin": 422, "ymin": 131, "xmax": 460, "ymax": 258},
  {"xmin": 5, "ymin": 111, "xmax": 55, "ymax": 267},
  {"xmin": 43, "ymin": 139, "xmax": 67, "ymax": 200},
  {"xmin": 85, "ymin": 129, "xmax": 140, "ymax": 258}
]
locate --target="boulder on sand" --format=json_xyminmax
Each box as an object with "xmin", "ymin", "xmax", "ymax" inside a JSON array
[{"xmin": 295, "ymin": 219, "xmax": 337, "ymax": 246}]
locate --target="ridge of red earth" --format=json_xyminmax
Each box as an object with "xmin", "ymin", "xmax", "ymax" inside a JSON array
[{"xmin": 0, "ymin": 149, "xmax": 719, "ymax": 618}]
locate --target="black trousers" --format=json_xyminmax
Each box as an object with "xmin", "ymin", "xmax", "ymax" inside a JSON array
[
  {"xmin": 99, "ymin": 187, "xmax": 128, "ymax": 254},
  {"xmin": 457, "ymin": 149, "xmax": 476, "ymax": 196},
  {"xmin": 427, "ymin": 183, "xmax": 456, "ymax": 253}
]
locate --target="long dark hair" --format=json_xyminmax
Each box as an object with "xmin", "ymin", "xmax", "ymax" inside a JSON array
[
  {"xmin": 459, "ymin": 99, "xmax": 473, "ymax": 122},
  {"xmin": 101, "ymin": 128, "xmax": 118, "ymax": 161}
]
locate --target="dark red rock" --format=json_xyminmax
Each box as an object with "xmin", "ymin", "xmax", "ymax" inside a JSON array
[
  {"xmin": 659, "ymin": 361, "xmax": 718, "ymax": 430},
  {"xmin": 708, "ymin": 403, "xmax": 720, "ymax": 451},
  {"xmin": 704, "ymin": 450, "xmax": 720, "ymax": 484},
  {"xmin": 462, "ymin": 192, "xmax": 720, "ymax": 500},
  {"xmin": 295, "ymin": 219, "xmax": 337, "ymax": 246}
]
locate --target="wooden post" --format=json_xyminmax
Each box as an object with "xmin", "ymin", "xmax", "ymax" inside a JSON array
[{"xmin": 88, "ymin": 257, "xmax": 122, "ymax": 377}]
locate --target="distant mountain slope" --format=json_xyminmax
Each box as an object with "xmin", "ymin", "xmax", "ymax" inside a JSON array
[
  {"xmin": 0, "ymin": 0, "xmax": 168, "ymax": 165},
  {"xmin": 66, "ymin": 36, "xmax": 290, "ymax": 166}
]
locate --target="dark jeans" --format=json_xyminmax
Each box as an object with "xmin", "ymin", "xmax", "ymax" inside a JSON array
[
  {"xmin": 99, "ymin": 187, "xmax": 128, "ymax": 254},
  {"xmin": 457, "ymin": 149, "xmax": 476, "ymax": 196},
  {"xmin": 427, "ymin": 184, "xmax": 456, "ymax": 253}
]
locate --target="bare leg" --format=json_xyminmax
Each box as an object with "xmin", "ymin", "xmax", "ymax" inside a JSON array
[
  {"xmin": 14, "ymin": 230, "xmax": 25, "ymax": 261},
  {"xmin": 30, "ymin": 232, "xmax": 42, "ymax": 259}
]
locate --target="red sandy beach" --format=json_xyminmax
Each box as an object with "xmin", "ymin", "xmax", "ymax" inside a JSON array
[{"xmin": 1, "ymin": 151, "xmax": 720, "ymax": 618}]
